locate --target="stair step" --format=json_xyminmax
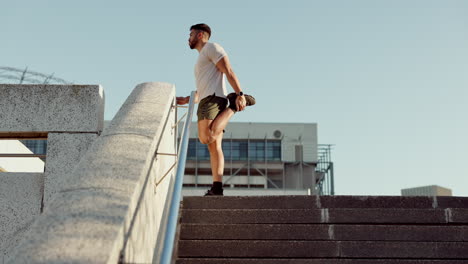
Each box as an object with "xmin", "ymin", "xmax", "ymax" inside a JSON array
[
  {"xmin": 181, "ymin": 208, "xmax": 468, "ymax": 224},
  {"xmin": 182, "ymin": 196, "xmax": 468, "ymax": 209},
  {"xmin": 177, "ymin": 259, "xmax": 468, "ymax": 264},
  {"xmin": 178, "ymin": 240, "xmax": 468, "ymax": 258},
  {"xmin": 179, "ymin": 224, "xmax": 468, "ymax": 241}
]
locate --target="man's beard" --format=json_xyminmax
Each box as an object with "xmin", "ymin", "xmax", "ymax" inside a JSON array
[{"xmin": 189, "ymin": 39, "xmax": 198, "ymax": 49}]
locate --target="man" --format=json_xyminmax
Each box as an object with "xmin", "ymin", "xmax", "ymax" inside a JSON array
[{"xmin": 176, "ymin": 23, "xmax": 255, "ymax": 196}]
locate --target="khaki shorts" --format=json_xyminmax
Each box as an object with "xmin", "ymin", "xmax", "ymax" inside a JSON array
[{"xmin": 197, "ymin": 94, "xmax": 227, "ymax": 120}]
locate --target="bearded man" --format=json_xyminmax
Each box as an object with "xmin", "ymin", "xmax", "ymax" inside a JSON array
[{"xmin": 176, "ymin": 23, "xmax": 255, "ymax": 196}]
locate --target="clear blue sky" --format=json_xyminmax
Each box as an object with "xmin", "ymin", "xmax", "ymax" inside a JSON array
[{"xmin": 3, "ymin": 0, "xmax": 468, "ymax": 196}]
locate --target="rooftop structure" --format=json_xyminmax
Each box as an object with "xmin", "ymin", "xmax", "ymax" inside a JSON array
[{"xmin": 401, "ymin": 185, "xmax": 453, "ymax": 196}]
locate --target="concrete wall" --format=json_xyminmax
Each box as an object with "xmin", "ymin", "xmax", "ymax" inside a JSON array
[
  {"xmin": 285, "ymin": 164, "xmax": 316, "ymax": 190},
  {"xmin": 0, "ymin": 84, "xmax": 104, "ymax": 133},
  {"xmin": 7, "ymin": 82, "xmax": 177, "ymax": 264},
  {"xmin": 43, "ymin": 133, "xmax": 99, "ymax": 207},
  {"xmin": 0, "ymin": 84, "xmax": 105, "ymax": 263},
  {"xmin": 0, "ymin": 173, "xmax": 43, "ymax": 263}
]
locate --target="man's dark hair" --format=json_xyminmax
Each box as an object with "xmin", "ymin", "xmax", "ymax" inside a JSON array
[{"xmin": 190, "ymin": 23, "xmax": 211, "ymax": 38}]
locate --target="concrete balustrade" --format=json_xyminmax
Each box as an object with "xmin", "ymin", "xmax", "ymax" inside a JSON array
[
  {"xmin": 44, "ymin": 133, "xmax": 99, "ymax": 206},
  {"xmin": 6, "ymin": 82, "xmax": 177, "ymax": 263},
  {"xmin": 0, "ymin": 84, "xmax": 105, "ymax": 263}
]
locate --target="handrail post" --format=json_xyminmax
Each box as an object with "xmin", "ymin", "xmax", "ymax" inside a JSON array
[{"xmin": 159, "ymin": 91, "xmax": 196, "ymax": 264}]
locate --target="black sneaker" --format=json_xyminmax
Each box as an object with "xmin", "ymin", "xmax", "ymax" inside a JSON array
[
  {"xmin": 204, "ymin": 188, "xmax": 223, "ymax": 196},
  {"xmin": 227, "ymin": 93, "xmax": 256, "ymax": 112}
]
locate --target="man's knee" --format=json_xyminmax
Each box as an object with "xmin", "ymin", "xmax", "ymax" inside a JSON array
[
  {"xmin": 199, "ymin": 135, "xmax": 208, "ymax": 145},
  {"xmin": 199, "ymin": 136, "xmax": 216, "ymax": 145},
  {"xmin": 208, "ymin": 134, "xmax": 218, "ymax": 145},
  {"xmin": 199, "ymin": 128, "xmax": 218, "ymax": 145}
]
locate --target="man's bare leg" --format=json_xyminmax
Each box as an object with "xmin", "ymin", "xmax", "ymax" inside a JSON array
[
  {"xmin": 198, "ymin": 108, "xmax": 235, "ymax": 195},
  {"xmin": 207, "ymin": 133, "xmax": 224, "ymax": 182},
  {"xmin": 198, "ymin": 108, "xmax": 235, "ymax": 145}
]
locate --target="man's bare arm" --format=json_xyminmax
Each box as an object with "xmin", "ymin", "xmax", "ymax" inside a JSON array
[
  {"xmin": 176, "ymin": 96, "xmax": 190, "ymax": 105},
  {"xmin": 216, "ymin": 56, "xmax": 246, "ymax": 111},
  {"xmin": 176, "ymin": 92, "xmax": 198, "ymax": 105}
]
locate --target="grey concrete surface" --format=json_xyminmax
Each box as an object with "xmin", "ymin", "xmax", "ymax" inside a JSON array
[
  {"xmin": 339, "ymin": 241, "xmax": 468, "ymax": 258},
  {"xmin": 0, "ymin": 173, "xmax": 42, "ymax": 262},
  {"xmin": 178, "ymin": 240, "xmax": 468, "ymax": 258},
  {"xmin": 181, "ymin": 209, "xmax": 322, "ymax": 224},
  {"xmin": 178, "ymin": 240, "xmax": 340, "ymax": 258},
  {"xmin": 0, "ymin": 84, "xmax": 104, "ymax": 133},
  {"xmin": 178, "ymin": 196, "xmax": 468, "ymax": 262},
  {"xmin": 180, "ymin": 224, "xmax": 330, "ymax": 240},
  {"xmin": 180, "ymin": 223, "xmax": 468, "ymax": 241},
  {"xmin": 43, "ymin": 133, "xmax": 98, "ymax": 207},
  {"xmin": 7, "ymin": 82, "xmax": 176, "ymax": 264},
  {"xmin": 183, "ymin": 196, "xmax": 318, "ymax": 209},
  {"xmin": 181, "ymin": 208, "xmax": 453, "ymax": 224},
  {"xmin": 121, "ymin": 84, "xmax": 177, "ymax": 262},
  {"xmin": 450, "ymin": 208, "xmax": 468, "ymax": 223}
]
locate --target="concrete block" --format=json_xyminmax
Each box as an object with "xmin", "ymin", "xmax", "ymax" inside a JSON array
[
  {"xmin": 178, "ymin": 240, "xmax": 339, "ymax": 258},
  {"xmin": 8, "ymin": 82, "xmax": 176, "ymax": 264},
  {"xmin": 0, "ymin": 84, "xmax": 104, "ymax": 133},
  {"xmin": 122, "ymin": 101, "xmax": 176, "ymax": 263},
  {"xmin": 7, "ymin": 187, "xmax": 130, "ymax": 263},
  {"xmin": 102, "ymin": 82, "xmax": 175, "ymax": 139},
  {"xmin": 43, "ymin": 133, "xmax": 98, "ymax": 207},
  {"xmin": 0, "ymin": 173, "xmax": 42, "ymax": 261}
]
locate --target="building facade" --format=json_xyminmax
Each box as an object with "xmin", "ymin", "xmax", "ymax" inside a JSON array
[{"xmin": 181, "ymin": 122, "xmax": 334, "ymax": 195}]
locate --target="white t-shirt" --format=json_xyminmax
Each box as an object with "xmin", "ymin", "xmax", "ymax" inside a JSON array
[{"xmin": 194, "ymin": 42, "xmax": 228, "ymax": 102}]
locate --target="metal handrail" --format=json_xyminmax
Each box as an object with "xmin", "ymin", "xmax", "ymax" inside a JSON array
[{"xmin": 159, "ymin": 91, "xmax": 196, "ymax": 264}]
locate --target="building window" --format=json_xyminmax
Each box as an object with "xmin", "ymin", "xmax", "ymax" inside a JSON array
[
  {"xmin": 267, "ymin": 140, "xmax": 281, "ymax": 161},
  {"xmin": 249, "ymin": 141, "xmax": 265, "ymax": 161},
  {"xmin": 196, "ymin": 140, "xmax": 210, "ymax": 160},
  {"xmin": 230, "ymin": 141, "xmax": 248, "ymax": 161},
  {"xmin": 20, "ymin": 140, "xmax": 47, "ymax": 155},
  {"xmin": 187, "ymin": 139, "xmax": 281, "ymax": 161}
]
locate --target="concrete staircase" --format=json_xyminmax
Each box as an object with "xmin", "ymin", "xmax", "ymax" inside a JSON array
[{"xmin": 176, "ymin": 195, "xmax": 468, "ymax": 264}]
